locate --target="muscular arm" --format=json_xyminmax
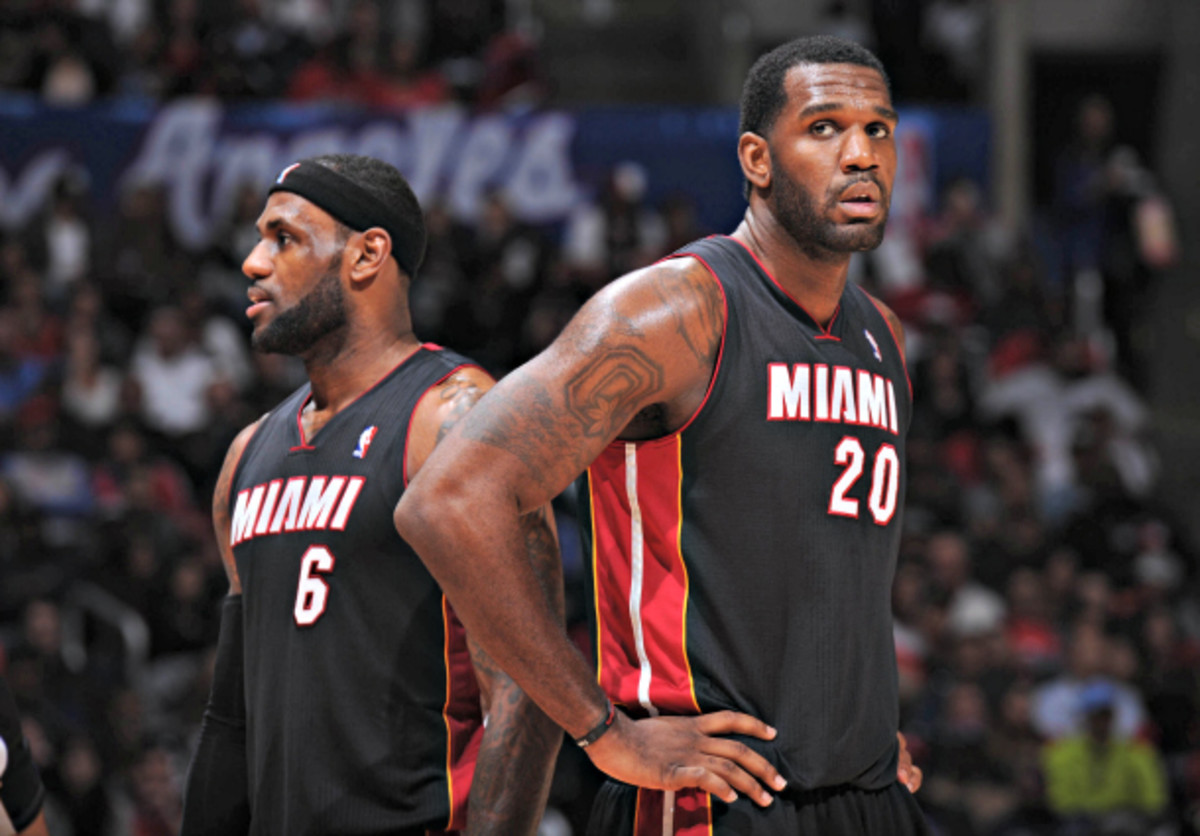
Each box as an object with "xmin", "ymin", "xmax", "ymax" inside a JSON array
[
  {"xmin": 397, "ymin": 261, "xmax": 786, "ymax": 805},
  {"xmin": 407, "ymin": 369, "xmax": 562, "ymax": 835},
  {"xmin": 180, "ymin": 420, "xmax": 260, "ymax": 836}
]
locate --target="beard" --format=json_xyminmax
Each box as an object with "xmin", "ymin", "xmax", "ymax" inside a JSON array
[
  {"xmin": 770, "ymin": 149, "xmax": 889, "ymax": 258},
  {"xmin": 251, "ymin": 255, "xmax": 347, "ymax": 356}
]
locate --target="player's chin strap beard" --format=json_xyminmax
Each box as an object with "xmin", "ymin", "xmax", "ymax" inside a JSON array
[{"xmin": 269, "ymin": 161, "xmax": 426, "ymax": 280}]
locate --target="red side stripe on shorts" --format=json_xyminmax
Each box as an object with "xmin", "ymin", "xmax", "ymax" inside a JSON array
[
  {"xmin": 441, "ymin": 597, "xmax": 483, "ymax": 830},
  {"xmin": 634, "ymin": 788, "xmax": 713, "ymax": 836},
  {"xmin": 588, "ymin": 438, "xmax": 699, "ymax": 716}
]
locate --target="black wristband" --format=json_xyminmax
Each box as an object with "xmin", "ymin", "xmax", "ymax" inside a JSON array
[{"xmin": 575, "ymin": 698, "xmax": 617, "ymax": 749}]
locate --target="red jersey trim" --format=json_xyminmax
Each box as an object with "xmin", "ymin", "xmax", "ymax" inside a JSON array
[
  {"xmin": 724, "ymin": 235, "xmax": 842, "ymax": 336},
  {"xmin": 588, "ymin": 438, "xmax": 699, "ymax": 718},
  {"xmin": 440, "ymin": 595, "xmax": 481, "ymax": 830},
  {"xmin": 620, "ymin": 249, "xmax": 728, "ymax": 450},
  {"xmin": 674, "ymin": 437, "xmax": 702, "ymax": 715},
  {"xmin": 403, "ymin": 362, "xmax": 492, "ymax": 488},
  {"xmin": 865, "ymin": 295, "xmax": 914, "ymax": 401},
  {"xmin": 587, "ymin": 467, "xmax": 605, "ymax": 684},
  {"xmin": 226, "ymin": 420, "xmax": 263, "ymax": 514},
  {"xmin": 294, "ymin": 343, "xmax": 428, "ymax": 449}
]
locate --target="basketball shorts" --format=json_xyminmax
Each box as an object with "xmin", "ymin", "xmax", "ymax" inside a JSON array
[{"xmin": 586, "ymin": 779, "xmax": 931, "ymax": 836}]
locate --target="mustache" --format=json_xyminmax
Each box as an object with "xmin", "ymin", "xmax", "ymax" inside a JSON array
[
  {"xmin": 827, "ymin": 172, "xmax": 888, "ymax": 204},
  {"xmin": 837, "ymin": 172, "xmax": 885, "ymax": 190}
]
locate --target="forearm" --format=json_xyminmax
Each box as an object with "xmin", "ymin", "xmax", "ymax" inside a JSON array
[
  {"xmin": 465, "ymin": 504, "xmax": 566, "ymax": 834},
  {"xmin": 397, "ymin": 477, "xmax": 608, "ymax": 739},
  {"xmin": 467, "ymin": 676, "xmax": 563, "ymax": 836},
  {"xmin": 181, "ymin": 596, "xmax": 250, "ymax": 836}
]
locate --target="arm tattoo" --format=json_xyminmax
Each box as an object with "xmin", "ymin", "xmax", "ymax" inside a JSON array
[
  {"xmin": 463, "ymin": 381, "xmax": 587, "ymax": 491},
  {"xmin": 647, "ymin": 264, "xmax": 725, "ymax": 365},
  {"xmin": 436, "ymin": 372, "xmax": 486, "ymax": 444},
  {"xmin": 565, "ymin": 346, "xmax": 663, "ymax": 438}
]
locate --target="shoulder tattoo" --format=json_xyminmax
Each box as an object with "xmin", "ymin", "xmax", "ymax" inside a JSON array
[
  {"xmin": 436, "ymin": 371, "xmax": 487, "ymax": 444},
  {"xmin": 647, "ymin": 261, "xmax": 725, "ymax": 365}
]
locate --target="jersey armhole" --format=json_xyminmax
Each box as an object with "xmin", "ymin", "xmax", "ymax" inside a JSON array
[
  {"xmin": 402, "ymin": 362, "xmax": 492, "ymax": 487},
  {"xmin": 865, "ymin": 294, "xmax": 914, "ymax": 402},
  {"xmin": 655, "ymin": 251, "xmax": 729, "ymax": 440},
  {"xmin": 226, "ymin": 418, "xmax": 264, "ymax": 514}
]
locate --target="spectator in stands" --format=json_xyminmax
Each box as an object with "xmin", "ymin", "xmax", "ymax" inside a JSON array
[
  {"xmin": 59, "ymin": 328, "xmax": 123, "ymax": 456},
  {"xmin": 1, "ymin": 408, "xmax": 94, "ymax": 551},
  {"xmin": 1043, "ymin": 680, "xmax": 1168, "ymax": 831},
  {"xmin": 63, "ymin": 281, "xmax": 132, "ymax": 368},
  {"xmin": 104, "ymin": 182, "xmax": 194, "ymax": 315},
  {"xmin": 562, "ymin": 161, "xmax": 666, "ymax": 286},
  {"xmin": 46, "ymin": 733, "xmax": 113, "ymax": 836},
  {"xmin": 31, "ymin": 175, "xmax": 93, "ymax": 307},
  {"xmin": 127, "ymin": 305, "xmax": 221, "ymax": 474},
  {"xmin": 7, "ymin": 273, "xmax": 63, "ymax": 365},
  {"xmin": 91, "ymin": 419, "xmax": 202, "ymax": 536},
  {"xmin": 178, "ymin": 289, "xmax": 252, "ymax": 394},
  {"xmin": 926, "ymin": 529, "xmax": 1007, "ymax": 640},
  {"xmin": 1004, "ymin": 566, "xmax": 1063, "ymax": 677},
  {"xmin": 124, "ymin": 742, "xmax": 183, "ymax": 836},
  {"xmin": 923, "ymin": 176, "xmax": 1008, "ymax": 307},
  {"xmin": 0, "ymin": 309, "xmax": 51, "ymax": 430},
  {"xmin": 1032, "ymin": 621, "xmax": 1146, "ymax": 742}
]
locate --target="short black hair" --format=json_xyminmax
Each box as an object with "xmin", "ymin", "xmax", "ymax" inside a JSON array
[
  {"xmin": 308, "ymin": 153, "xmax": 426, "ymax": 270},
  {"xmin": 739, "ymin": 35, "xmax": 889, "ymax": 140}
]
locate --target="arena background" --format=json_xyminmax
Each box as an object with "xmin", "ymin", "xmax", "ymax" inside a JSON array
[{"xmin": 0, "ymin": 1, "xmax": 1198, "ymax": 834}]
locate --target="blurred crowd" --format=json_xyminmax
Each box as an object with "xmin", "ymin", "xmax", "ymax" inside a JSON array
[
  {"xmin": 0, "ymin": 0, "xmax": 544, "ymax": 108},
  {"xmin": 0, "ymin": 3, "xmax": 1196, "ymax": 836}
]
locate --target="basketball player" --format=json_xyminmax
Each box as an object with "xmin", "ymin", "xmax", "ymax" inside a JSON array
[
  {"xmin": 396, "ymin": 36, "xmax": 928, "ymax": 833},
  {"xmin": 180, "ymin": 154, "xmax": 570, "ymax": 836},
  {"xmin": 0, "ymin": 674, "xmax": 48, "ymax": 836}
]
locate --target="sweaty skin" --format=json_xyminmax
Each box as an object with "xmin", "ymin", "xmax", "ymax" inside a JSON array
[{"xmin": 396, "ymin": 61, "xmax": 921, "ymax": 803}]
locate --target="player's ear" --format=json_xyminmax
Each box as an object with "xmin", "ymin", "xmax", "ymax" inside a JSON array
[
  {"xmin": 348, "ymin": 227, "xmax": 392, "ymax": 283},
  {"xmin": 738, "ymin": 132, "xmax": 771, "ymax": 194}
]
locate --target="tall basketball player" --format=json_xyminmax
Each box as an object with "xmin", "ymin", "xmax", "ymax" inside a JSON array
[{"xmin": 397, "ymin": 36, "xmax": 927, "ymax": 834}]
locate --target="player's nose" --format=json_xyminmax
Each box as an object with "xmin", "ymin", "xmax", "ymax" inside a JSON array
[
  {"xmin": 840, "ymin": 127, "xmax": 878, "ymax": 173},
  {"xmin": 243, "ymin": 240, "xmax": 272, "ymax": 281}
]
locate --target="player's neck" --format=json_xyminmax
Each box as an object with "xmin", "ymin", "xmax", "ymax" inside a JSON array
[
  {"xmin": 303, "ymin": 327, "xmax": 422, "ymax": 416},
  {"xmin": 732, "ymin": 210, "xmax": 851, "ymax": 329}
]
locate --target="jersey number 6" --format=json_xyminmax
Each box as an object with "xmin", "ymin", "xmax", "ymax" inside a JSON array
[
  {"xmin": 294, "ymin": 545, "xmax": 336, "ymax": 626},
  {"xmin": 828, "ymin": 437, "xmax": 900, "ymax": 525}
]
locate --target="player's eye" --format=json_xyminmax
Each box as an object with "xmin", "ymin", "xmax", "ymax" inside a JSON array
[
  {"xmin": 867, "ymin": 123, "xmax": 891, "ymax": 139},
  {"xmin": 811, "ymin": 121, "xmax": 836, "ymax": 137}
]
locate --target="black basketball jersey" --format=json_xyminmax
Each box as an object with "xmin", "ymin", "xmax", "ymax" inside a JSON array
[
  {"xmin": 230, "ymin": 344, "xmax": 482, "ymax": 835},
  {"xmin": 580, "ymin": 236, "xmax": 912, "ymax": 803}
]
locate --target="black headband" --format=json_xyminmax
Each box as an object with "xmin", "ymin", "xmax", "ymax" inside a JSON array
[{"xmin": 269, "ymin": 160, "xmax": 426, "ymax": 279}]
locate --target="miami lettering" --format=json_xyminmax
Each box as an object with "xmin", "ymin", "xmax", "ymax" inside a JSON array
[
  {"xmin": 231, "ymin": 475, "xmax": 366, "ymax": 546},
  {"xmin": 767, "ymin": 363, "xmax": 899, "ymax": 435}
]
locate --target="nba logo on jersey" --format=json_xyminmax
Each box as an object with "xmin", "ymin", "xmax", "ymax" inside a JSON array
[
  {"xmin": 276, "ymin": 162, "xmax": 301, "ymax": 184},
  {"xmin": 353, "ymin": 426, "xmax": 377, "ymax": 459},
  {"xmin": 864, "ymin": 329, "xmax": 882, "ymax": 362}
]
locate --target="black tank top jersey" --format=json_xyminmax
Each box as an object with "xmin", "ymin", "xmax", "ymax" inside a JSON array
[
  {"xmin": 230, "ymin": 345, "xmax": 482, "ymax": 835},
  {"xmin": 580, "ymin": 236, "xmax": 912, "ymax": 794}
]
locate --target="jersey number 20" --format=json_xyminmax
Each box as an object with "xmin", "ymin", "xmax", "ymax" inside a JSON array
[
  {"xmin": 294, "ymin": 545, "xmax": 336, "ymax": 626},
  {"xmin": 828, "ymin": 437, "xmax": 900, "ymax": 525}
]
